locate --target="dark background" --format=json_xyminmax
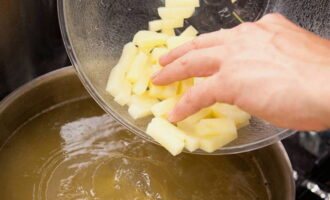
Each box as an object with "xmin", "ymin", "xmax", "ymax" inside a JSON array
[{"xmin": 0, "ymin": 0, "xmax": 70, "ymax": 100}]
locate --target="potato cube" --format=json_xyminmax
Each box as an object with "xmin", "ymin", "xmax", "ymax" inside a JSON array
[
  {"xmin": 184, "ymin": 135, "xmax": 200, "ymax": 152},
  {"xmin": 107, "ymin": 67, "xmax": 125, "ymax": 97},
  {"xmin": 149, "ymin": 82, "xmax": 179, "ymax": 100},
  {"xmin": 158, "ymin": 7, "xmax": 195, "ymax": 19},
  {"xmin": 200, "ymin": 132, "xmax": 238, "ymax": 153},
  {"xmin": 195, "ymin": 118, "xmax": 237, "ymax": 137},
  {"xmin": 106, "ymin": 43, "xmax": 138, "ymax": 96},
  {"xmin": 151, "ymin": 97, "xmax": 178, "ymax": 118},
  {"xmin": 146, "ymin": 117, "xmax": 185, "ymax": 156},
  {"xmin": 132, "ymin": 65, "xmax": 151, "ymax": 95},
  {"xmin": 127, "ymin": 52, "xmax": 148, "ymax": 83},
  {"xmin": 149, "ymin": 20, "xmax": 163, "ymax": 32},
  {"xmin": 162, "ymin": 28, "xmax": 176, "ymax": 36},
  {"xmin": 165, "ymin": 0, "xmax": 200, "ymax": 8},
  {"xmin": 172, "ymin": 126, "xmax": 200, "ymax": 152},
  {"xmin": 178, "ymin": 78, "xmax": 194, "ymax": 95},
  {"xmin": 133, "ymin": 31, "xmax": 168, "ymax": 51},
  {"xmin": 162, "ymin": 19, "xmax": 184, "ymax": 29},
  {"xmin": 128, "ymin": 95, "xmax": 159, "ymax": 119},
  {"xmin": 151, "ymin": 48, "xmax": 169, "ymax": 63},
  {"xmin": 211, "ymin": 103, "xmax": 251, "ymax": 128},
  {"xmin": 180, "ymin": 25, "xmax": 198, "ymax": 37},
  {"xmin": 167, "ymin": 36, "xmax": 194, "ymax": 49},
  {"xmin": 177, "ymin": 108, "xmax": 212, "ymax": 134},
  {"xmin": 149, "ymin": 20, "xmax": 181, "ymax": 34},
  {"xmin": 113, "ymin": 79, "xmax": 132, "ymax": 106}
]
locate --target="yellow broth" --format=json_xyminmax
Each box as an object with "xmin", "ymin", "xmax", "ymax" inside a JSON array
[{"xmin": 0, "ymin": 98, "xmax": 270, "ymax": 200}]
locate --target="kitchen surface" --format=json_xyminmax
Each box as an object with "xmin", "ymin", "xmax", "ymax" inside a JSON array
[{"xmin": 1, "ymin": 0, "xmax": 330, "ymax": 199}]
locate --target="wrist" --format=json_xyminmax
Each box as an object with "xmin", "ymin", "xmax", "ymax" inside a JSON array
[{"xmin": 311, "ymin": 67, "xmax": 330, "ymax": 130}]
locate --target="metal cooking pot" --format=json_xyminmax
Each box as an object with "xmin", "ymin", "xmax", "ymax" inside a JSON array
[{"xmin": 0, "ymin": 67, "xmax": 295, "ymax": 199}]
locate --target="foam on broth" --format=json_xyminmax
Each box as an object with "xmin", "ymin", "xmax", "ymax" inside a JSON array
[{"xmin": 0, "ymin": 98, "xmax": 270, "ymax": 200}]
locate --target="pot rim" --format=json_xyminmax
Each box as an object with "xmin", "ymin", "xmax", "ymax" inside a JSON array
[
  {"xmin": 0, "ymin": 67, "xmax": 75, "ymax": 113},
  {"xmin": 0, "ymin": 66, "xmax": 296, "ymax": 199}
]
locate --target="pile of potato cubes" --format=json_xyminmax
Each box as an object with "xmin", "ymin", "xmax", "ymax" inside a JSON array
[{"xmin": 106, "ymin": 0, "xmax": 251, "ymax": 156}]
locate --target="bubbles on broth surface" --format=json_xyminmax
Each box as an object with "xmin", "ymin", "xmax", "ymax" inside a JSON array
[{"xmin": 0, "ymin": 98, "xmax": 270, "ymax": 200}]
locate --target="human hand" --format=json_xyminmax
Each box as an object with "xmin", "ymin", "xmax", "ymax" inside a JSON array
[{"xmin": 152, "ymin": 13, "xmax": 330, "ymax": 131}]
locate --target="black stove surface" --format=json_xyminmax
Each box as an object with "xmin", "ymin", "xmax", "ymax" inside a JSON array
[{"xmin": 283, "ymin": 132, "xmax": 330, "ymax": 200}]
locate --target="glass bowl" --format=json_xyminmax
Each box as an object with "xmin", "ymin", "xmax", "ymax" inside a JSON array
[{"xmin": 58, "ymin": 0, "xmax": 295, "ymax": 154}]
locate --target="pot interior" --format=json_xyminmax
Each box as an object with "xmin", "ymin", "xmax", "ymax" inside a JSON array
[{"xmin": 0, "ymin": 67, "xmax": 294, "ymax": 200}]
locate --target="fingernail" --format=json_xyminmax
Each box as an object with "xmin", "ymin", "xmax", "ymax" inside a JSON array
[
  {"xmin": 159, "ymin": 54, "xmax": 168, "ymax": 65},
  {"xmin": 151, "ymin": 71, "xmax": 160, "ymax": 80},
  {"xmin": 167, "ymin": 112, "xmax": 176, "ymax": 122}
]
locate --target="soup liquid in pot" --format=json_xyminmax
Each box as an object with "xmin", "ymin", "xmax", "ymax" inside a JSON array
[{"xmin": 0, "ymin": 98, "xmax": 270, "ymax": 200}]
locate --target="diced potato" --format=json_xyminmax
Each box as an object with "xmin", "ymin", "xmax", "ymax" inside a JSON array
[
  {"xmin": 178, "ymin": 78, "xmax": 194, "ymax": 95},
  {"xmin": 177, "ymin": 108, "xmax": 212, "ymax": 134},
  {"xmin": 146, "ymin": 117, "xmax": 185, "ymax": 156},
  {"xmin": 127, "ymin": 52, "xmax": 148, "ymax": 83},
  {"xmin": 151, "ymin": 97, "xmax": 178, "ymax": 118},
  {"xmin": 236, "ymin": 120, "xmax": 250, "ymax": 129},
  {"xmin": 148, "ymin": 20, "xmax": 183, "ymax": 33},
  {"xmin": 113, "ymin": 79, "xmax": 132, "ymax": 106},
  {"xmin": 165, "ymin": 0, "xmax": 200, "ymax": 8},
  {"xmin": 162, "ymin": 28, "xmax": 176, "ymax": 36},
  {"xmin": 106, "ymin": 43, "xmax": 138, "ymax": 96},
  {"xmin": 107, "ymin": 67, "xmax": 125, "ymax": 97},
  {"xmin": 200, "ymin": 132, "xmax": 238, "ymax": 153},
  {"xmin": 133, "ymin": 31, "xmax": 168, "ymax": 51},
  {"xmin": 149, "ymin": 20, "xmax": 163, "ymax": 32},
  {"xmin": 151, "ymin": 64, "xmax": 163, "ymax": 74},
  {"xmin": 151, "ymin": 48, "xmax": 169, "ymax": 63},
  {"xmin": 106, "ymin": 0, "xmax": 250, "ymax": 155},
  {"xmin": 184, "ymin": 135, "xmax": 200, "ymax": 152},
  {"xmin": 180, "ymin": 25, "xmax": 198, "ymax": 37},
  {"xmin": 149, "ymin": 82, "xmax": 179, "ymax": 100},
  {"xmin": 167, "ymin": 36, "xmax": 194, "ymax": 49},
  {"xmin": 158, "ymin": 7, "xmax": 195, "ymax": 19},
  {"xmin": 148, "ymin": 20, "xmax": 181, "ymax": 34},
  {"xmin": 195, "ymin": 118, "xmax": 237, "ymax": 137},
  {"xmin": 173, "ymin": 127, "xmax": 200, "ymax": 152},
  {"xmin": 211, "ymin": 103, "xmax": 251, "ymax": 128},
  {"xmin": 128, "ymin": 95, "xmax": 159, "ymax": 119},
  {"xmin": 162, "ymin": 19, "xmax": 184, "ymax": 29},
  {"xmin": 132, "ymin": 65, "xmax": 151, "ymax": 95}
]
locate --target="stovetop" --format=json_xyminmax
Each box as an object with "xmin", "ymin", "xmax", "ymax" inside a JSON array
[{"xmin": 283, "ymin": 132, "xmax": 330, "ymax": 200}]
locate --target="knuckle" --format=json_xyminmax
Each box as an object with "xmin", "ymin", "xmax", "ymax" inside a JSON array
[
  {"xmin": 178, "ymin": 56, "xmax": 189, "ymax": 67},
  {"xmin": 260, "ymin": 13, "xmax": 285, "ymax": 22},
  {"xmin": 190, "ymin": 37, "xmax": 201, "ymax": 49},
  {"xmin": 236, "ymin": 22, "xmax": 258, "ymax": 32}
]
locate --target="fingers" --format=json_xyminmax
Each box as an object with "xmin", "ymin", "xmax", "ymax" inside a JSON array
[
  {"xmin": 159, "ymin": 29, "xmax": 232, "ymax": 66},
  {"xmin": 167, "ymin": 75, "xmax": 233, "ymax": 122},
  {"xmin": 152, "ymin": 46, "xmax": 226, "ymax": 85},
  {"xmin": 159, "ymin": 21, "xmax": 265, "ymax": 66}
]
